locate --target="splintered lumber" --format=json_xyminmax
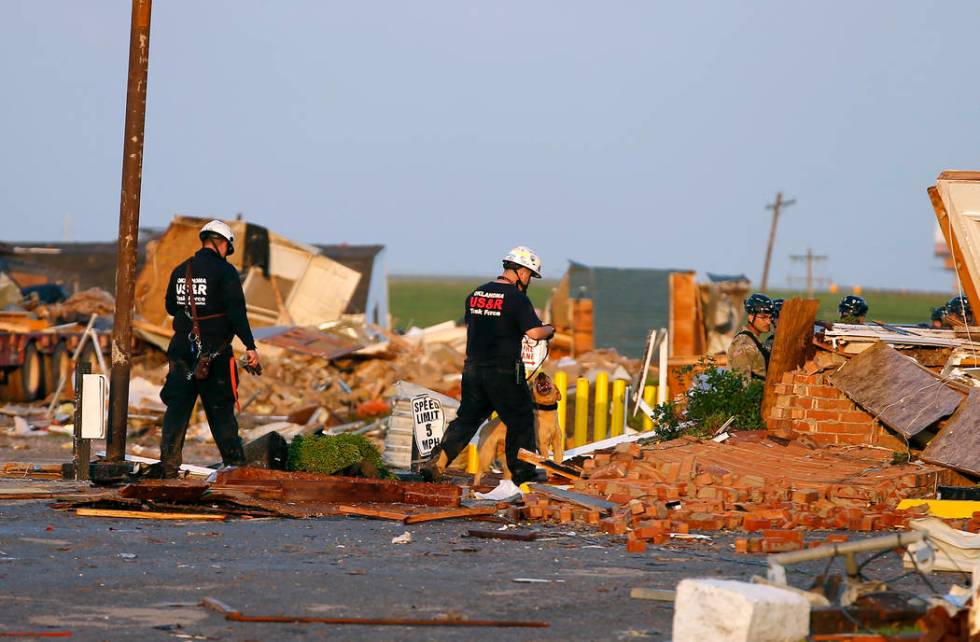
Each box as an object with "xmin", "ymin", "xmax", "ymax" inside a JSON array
[
  {"xmin": 526, "ymin": 483, "xmax": 617, "ymax": 514},
  {"xmin": 466, "ymin": 529, "xmax": 537, "ymax": 542},
  {"xmin": 75, "ymin": 508, "xmax": 227, "ymax": 521},
  {"xmin": 120, "ymin": 480, "xmax": 209, "ymax": 503},
  {"xmin": 403, "ymin": 506, "xmax": 498, "ymax": 524},
  {"xmin": 212, "ymin": 467, "xmax": 461, "ymax": 507},
  {"xmin": 762, "ymin": 298, "xmax": 819, "ymax": 426},
  {"xmin": 0, "ymin": 490, "xmax": 59, "ymax": 500},
  {"xmin": 200, "ymin": 597, "xmax": 547, "ymax": 628},
  {"xmin": 830, "ymin": 342, "xmax": 965, "ymax": 439},
  {"xmin": 338, "ymin": 505, "xmax": 411, "ymax": 521},
  {"xmin": 0, "ymin": 462, "xmax": 64, "ymax": 479},
  {"xmin": 517, "ymin": 449, "xmax": 584, "ymax": 480}
]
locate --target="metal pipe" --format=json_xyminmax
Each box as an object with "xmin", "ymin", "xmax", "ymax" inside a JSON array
[
  {"xmin": 767, "ymin": 530, "xmax": 925, "ymax": 585},
  {"xmin": 106, "ymin": 0, "xmax": 152, "ymax": 462}
]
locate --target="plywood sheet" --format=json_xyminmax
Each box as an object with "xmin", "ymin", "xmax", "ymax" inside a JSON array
[
  {"xmin": 933, "ymin": 175, "xmax": 980, "ymax": 321},
  {"xmin": 830, "ymin": 341, "xmax": 964, "ymax": 439},
  {"xmin": 762, "ymin": 298, "xmax": 819, "ymax": 426},
  {"xmin": 285, "ymin": 255, "xmax": 360, "ymax": 326},
  {"xmin": 921, "ymin": 388, "xmax": 980, "ymax": 476},
  {"xmin": 668, "ymin": 271, "xmax": 705, "ymax": 357}
]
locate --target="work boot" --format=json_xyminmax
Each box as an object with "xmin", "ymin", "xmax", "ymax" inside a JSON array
[{"xmin": 419, "ymin": 450, "xmax": 449, "ymax": 483}]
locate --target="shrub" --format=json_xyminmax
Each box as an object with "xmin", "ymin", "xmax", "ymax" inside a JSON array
[{"xmin": 650, "ymin": 365, "xmax": 765, "ymax": 440}]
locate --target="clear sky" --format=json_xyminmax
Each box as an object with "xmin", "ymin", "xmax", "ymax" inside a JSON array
[{"xmin": 2, "ymin": 1, "xmax": 978, "ymax": 291}]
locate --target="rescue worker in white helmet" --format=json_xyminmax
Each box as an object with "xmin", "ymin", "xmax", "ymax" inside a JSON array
[
  {"xmin": 421, "ymin": 246, "xmax": 555, "ymax": 484},
  {"xmin": 157, "ymin": 220, "xmax": 261, "ymax": 478}
]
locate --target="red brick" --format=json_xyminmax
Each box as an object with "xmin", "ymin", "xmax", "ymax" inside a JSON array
[
  {"xmin": 807, "ymin": 409, "xmax": 842, "ymax": 421},
  {"xmin": 761, "ymin": 529, "xmax": 804, "ymax": 544},
  {"xmin": 793, "ymin": 384, "xmax": 810, "ymax": 396},
  {"xmin": 791, "ymin": 397, "xmax": 814, "ymax": 410},
  {"xmin": 809, "ymin": 386, "xmax": 841, "ymax": 399},
  {"xmin": 793, "ymin": 374, "xmax": 820, "ymax": 385},
  {"xmin": 781, "ymin": 371, "xmax": 795, "ymax": 384},
  {"xmin": 772, "ymin": 383, "xmax": 791, "ymax": 395},
  {"xmin": 744, "ymin": 517, "xmax": 772, "ymax": 532},
  {"xmin": 838, "ymin": 411, "xmax": 874, "ymax": 423},
  {"xmin": 814, "ymin": 398, "xmax": 853, "ymax": 411},
  {"xmin": 694, "ymin": 472, "xmax": 714, "ymax": 486},
  {"xmin": 761, "ymin": 538, "xmax": 803, "ymax": 553},
  {"xmin": 791, "ymin": 489, "xmax": 820, "ymax": 504},
  {"xmin": 600, "ymin": 517, "xmax": 627, "ymax": 535},
  {"xmin": 672, "ymin": 521, "xmax": 689, "ymax": 534},
  {"xmin": 626, "ymin": 538, "xmax": 647, "ymax": 553}
]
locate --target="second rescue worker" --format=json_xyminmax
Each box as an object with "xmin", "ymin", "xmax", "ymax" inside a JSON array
[{"xmin": 421, "ymin": 247, "xmax": 555, "ymax": 484}]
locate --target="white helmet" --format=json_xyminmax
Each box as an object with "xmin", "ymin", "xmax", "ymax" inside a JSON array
[
  {"xmin": 502, "ymin": 246, "xmax": 542, "ymax": 278},
  {"xmin": 199, "ymin": 220, "xmax": 235, "ymax": 255}
]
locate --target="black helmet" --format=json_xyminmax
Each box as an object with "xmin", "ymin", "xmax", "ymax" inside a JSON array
[
  {"xmin": 744, "ymin": 293, "xmax": 775, "ymax": 316},
  {"xmin": 931, "ymin": 306, "xmax": 945, "ymax": 322},
  {"xmin": 946, "ymin": 295, "xmax": 973, "ymax": 322},
  {"xmin": 771, "ymin": 298, "xmax": 785, "ymax": 320},
  {"xmin": 838, "ymin": 295, "xmax": 868, "ymax": 318}
]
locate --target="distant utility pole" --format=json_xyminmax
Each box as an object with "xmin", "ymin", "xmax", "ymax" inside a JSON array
[
  {"xmin": 788, "ymin": 247, "xmax": 829, "ymax": 299},
  {"xmin": 760, "ymin": 192, "xmax": 796, "ymax": 291}
]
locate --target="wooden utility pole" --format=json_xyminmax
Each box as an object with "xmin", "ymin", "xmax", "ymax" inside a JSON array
[
  {"xmin": 106, "ymin": 0, "xmax": 152, "ymax": 463},
  {"xmin": 760, "ymin": 192, "xmax": 796, "ymax": 291},
  {"xmin": 788, "ymin": 248, "xmax": 828, "ymax": 299}
]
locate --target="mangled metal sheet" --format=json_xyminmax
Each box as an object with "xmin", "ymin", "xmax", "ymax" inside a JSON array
[
  {"xmin": 921, "ymin": 389, "xmax": 980, "ymax": 476},
  {"xmin": 829, "ymin": 342, "xmax": 964, "ymax": 439}
]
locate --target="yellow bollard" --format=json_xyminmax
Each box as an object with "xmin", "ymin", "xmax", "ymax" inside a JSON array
[
  {"xmin": 611, "ymin": 379, "xmax": 626, "ymax": 437},
  {"xmin": 643, "ymin": 385, "xmax": 656, "ymax": 432},
  {"xmin": 593, "ymin": 371, "xmax": 609, "ymax": 442},
  {"xmin": 555, "ymin": 371, "xmax": 568, "ymax": 432},
  {"xmin": 465, "ymin": 443, "xmax": 479, "ymax": 474},
  {"xmin": 574, "ymin": 377, "xmax": 589, "ymax": 447}
]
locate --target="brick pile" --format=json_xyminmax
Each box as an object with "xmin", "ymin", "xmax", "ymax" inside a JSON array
[
  {"xmin": 767, "ymin": 364, "xmax": 905, "ymax": 449},
  {"xmin": 516, "ymin": 432, "xmax": 972, "ymax": 553}
]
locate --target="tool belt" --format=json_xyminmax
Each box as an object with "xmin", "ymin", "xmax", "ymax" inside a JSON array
[{"xmin": 184, "ymin": 262, "xmax": 228, "ymax": 380}]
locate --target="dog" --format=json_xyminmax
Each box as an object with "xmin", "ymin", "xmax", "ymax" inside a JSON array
[{"xmin": 472, "ymin": 372, "xmax": 563, "ymax": 486}]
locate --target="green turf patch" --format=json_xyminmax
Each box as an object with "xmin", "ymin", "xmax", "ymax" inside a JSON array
[{"xmin": 288, "ymin": 434, "xmax": 392, "ymax": 479}]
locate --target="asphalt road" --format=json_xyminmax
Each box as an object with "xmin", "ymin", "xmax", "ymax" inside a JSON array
[{"xmin": 0, "ymin": 491, "xmax": 965, "ymax": 642}]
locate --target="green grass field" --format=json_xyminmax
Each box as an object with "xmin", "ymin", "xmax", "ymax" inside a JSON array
[
  {"xmin": 389, "ymin": 276, "xmax": 952, "ymax": 330},
  {"xmin": 766, "ymin": 289, "xmax": 950, "ymax": 325},
  {"xmin": 389, "ymin": 276, "xmax": 557, "ymax": 329}
]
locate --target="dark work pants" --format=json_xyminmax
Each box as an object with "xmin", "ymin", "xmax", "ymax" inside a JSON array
[
  {"xmin": 160, "ymin": 351, "xmax": 244, "ymax": 477},
  {"xmin": 435, "ymin": 363, "xmax": 537, "ymax": 484}
]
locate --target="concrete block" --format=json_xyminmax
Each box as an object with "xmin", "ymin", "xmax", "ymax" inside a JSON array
[{"xmin": 672, "ymin": 578, "xmax": 810, "ymax": 642}]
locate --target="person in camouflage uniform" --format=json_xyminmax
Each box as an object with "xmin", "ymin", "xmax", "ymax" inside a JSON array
[
  {"xmin": 838, "ymin": 295, "xmax": 868, "ymax": 324},
  {"xmin": 943, "ymin": 295, "xmax": 974, "ymax": 328},
  {"xmin": 727, "ymin": 293, "xmax": 774, "ymax": 381}
]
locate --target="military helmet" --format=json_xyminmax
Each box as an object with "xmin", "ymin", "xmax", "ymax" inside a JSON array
[
  {"xmin": 946, "ymin": 295, "xmax": 973, "ymax": 320},
  {"xmin": 931, "ymin": 306, "xmax": 945, "ymax": 322},
  {"xmin": 771, "ymin": 298, "xmax": 785, "ymax": 320},
  {"xmin": 838, "ymin": 295, "xmax": 868, "ymax": 318},
  {"xmin": 744, "ymin": 293, "xmax": 775, "ymax": 316}
]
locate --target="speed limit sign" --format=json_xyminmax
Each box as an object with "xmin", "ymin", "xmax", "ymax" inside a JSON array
[{"xmin": 412, "ymin": 394, "xmax": 446, "ymax": 458}]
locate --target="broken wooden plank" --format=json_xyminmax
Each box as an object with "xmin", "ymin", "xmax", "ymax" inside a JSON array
[
  {"xmin": 213, "ymin": 467, "xmax": 461, "ymax": 507},
  {"xmin": 403, "ymin": 506, "xmax": 498, "ymax": 524},
  {"xmin": 921, "ymin": 388, "xmax": 980, "ymax": 477},
  {"xmin": 526, "ymin": 483, "xmax": 617, "ymax": 514},
  {"xmin": 119, "ymin": 480, "xmax": 209, "ymax": 503},
  {"xmin": 830, "ymin": 342, "xmax": 965, "ymax": 439},
  {"xmin": 338, "ymin": 505, "xmax": 411, "ymax": 521},
  {"xmin": 517, "ymin": 449, "xmax": 584, "ymax": 480},
  {"xmin": 763, "ymin": 298, "xmax": 819, "ymax": 427},
  {"xmin": 466, "ymin": 529, "xmax": 537, "ymax": 542},
  {"xmin": 75, "ymin": 508, "xmax": 227, "ymax": 521}
]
